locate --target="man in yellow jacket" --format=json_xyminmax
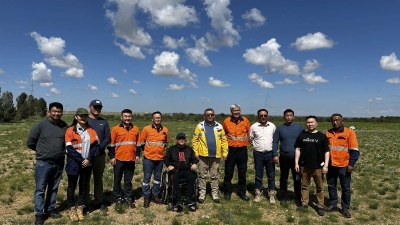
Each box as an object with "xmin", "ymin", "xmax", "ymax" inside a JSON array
[{"xmin": 192, "ymin": 108, "xmax": 228, "ymax": 203}]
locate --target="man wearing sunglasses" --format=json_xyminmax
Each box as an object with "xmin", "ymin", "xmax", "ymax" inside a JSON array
[
  {"xmin": 193, "ymin": 108, "xmax": 228, "ymax": 204},
  {"xmin": 249, "ymin": 109, "xmax": 277, "ymax": 203},
  {"xmin": 87, "ymin": 100, "xmax": 111, "ymax": 211}
]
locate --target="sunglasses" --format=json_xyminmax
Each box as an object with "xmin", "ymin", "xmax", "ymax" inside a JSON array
[
  {"xmin": 205, "ymin": 114, "xmax": 215, "ymax": 117},
  {"xmin": 259, "ymin": 115, "xmax": 268, "ymax": 118}
]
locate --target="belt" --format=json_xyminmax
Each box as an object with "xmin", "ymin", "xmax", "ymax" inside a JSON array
[
  {"xmin": 228, "ymin": 146, "xmax": 247, "ymax": 150},
  {"xmin": 43, "ymin": 159, "xmax": 59, "ymax": 164},
  {"xmin": 255, "ymin": 150, "xmax": 272, "ymax": 154}
]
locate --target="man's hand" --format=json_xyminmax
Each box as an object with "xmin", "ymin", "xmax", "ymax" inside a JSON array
[
  {"xmin": 135, "ymin": 156, "xmax": 140, "ymax": 164},
  {"xmin": 110, "ymin": 158, "xmax": 116, "ymax": 166},
  {"xmin": 191, "ymin": 164, "xmax": 197, "ymax": 171},
  {"xmin": 223, "ymin": 156, "xmax": 227, "ymax": 161},
  {"xmin": 347, "ymin": 165, "xmax": 354, "ymax": 173},
  {"xmin": 82, "ymin": 159, "xmax": 90, "ymax": 168},
  {"xmin": 168, "ymin": 165, "xmax": 174, "ymax": 171},
  {"xmin": 273, "ymin": 156, "xmax": 279, "ymax": 164},
  {"xmin": 295, "ymin": 164, "xmax": 299, "ymax": 172},
  {"xmin": 322, "ymin": 166, "xmax": 328, "ymax": 174}
]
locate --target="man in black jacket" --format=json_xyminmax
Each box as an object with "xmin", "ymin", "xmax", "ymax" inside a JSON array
[{"xmin": 164, "ymin": 132, "xmax": 198, "ymax": 209}]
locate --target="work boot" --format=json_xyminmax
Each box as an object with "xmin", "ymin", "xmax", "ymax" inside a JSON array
[
  {"xmin": 143, "ymin": 197, "xmax": 150, "ymax": 208},
  {"xmin": 152, "ymin": 195, "xmax": 162, "ymax": 204},
  {"xmin": 268, "ymin": 190, "xmax": 276, "ymax": 204},
  {"xmin": 69, "ymin": 207, "xmax": 79, "ymax": 221},
  {"xmin": 76, "ymin": 205, "xmax": 85, "ymax": 221},
  {"xmin": 254, "ymin": 189, "xmax": 262, "ymax": 202},
  {"xmin": 34, "ymin": 215, "xmax": 44, "ymax": 225}
]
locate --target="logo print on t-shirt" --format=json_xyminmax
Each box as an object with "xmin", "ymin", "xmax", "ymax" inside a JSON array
[{"xmin": 179, "ymin": 152, "xmax": 185, "ymax": 162}]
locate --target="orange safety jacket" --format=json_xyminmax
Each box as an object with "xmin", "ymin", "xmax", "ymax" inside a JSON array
[
  {"xmin": 325, "ymin": 126, "xmax": 359, "ymax": 167},
  {"xmin": 139, "ymin": 124, "xmax": 169, "ymax": 161},
  {"xmin": 108, "ymin": 123, "xmax": 140, "ymax": 161},
  {"xmin": 222, "ymin": 116, "xmax": 250, "ymax": 148},
  {"xmin": 65, "ymin": 125, "xmax": 99, "ymax": 152}
]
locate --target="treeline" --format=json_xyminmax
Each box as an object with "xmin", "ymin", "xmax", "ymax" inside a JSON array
[
  {"xmin": 101, "ymin": 112, "xmax": 400, "ymax": 123},
  {"xmin": 0, "ymin": 88, "xmax": 47, "ymax": 122}
]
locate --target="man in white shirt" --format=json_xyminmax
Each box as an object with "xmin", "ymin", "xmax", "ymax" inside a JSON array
[{"xmin": 249, "ymin": 109, "xmax": 277, "ymax": 203}]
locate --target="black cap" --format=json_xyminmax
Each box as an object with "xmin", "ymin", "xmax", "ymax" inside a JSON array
[
  {"xmin": 176, "ymin": 132, "xmax": 186, "ymax": 139},
  {"xmin": 90, "ymin": 99, "xmax": 103, "ymax": 107}
]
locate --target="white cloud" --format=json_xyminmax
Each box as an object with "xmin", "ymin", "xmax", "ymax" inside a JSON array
[
  {"xmin": 188, "ymin": 82, "xmax": 198, "ymax": 88},
  {"xmin": 305, "ymin": 87, "xmax": 317, "ymax": 92},
  {"xmin": 50, "ymin": 87, "xmax": 61, "ymax": 95},
  {"xmin": 40, "ymin": 82, "xmax": 53, "ymax": 87},
  {"xmin": 129, "ymin": 89, "xmax": 137, "ymax": 94},
  {"xmin": 109, "ymin": 92, "xmax": 119, "ymax": 98},
  {"xmin": 133, "ymin": 80, "xmax": 140, "ymax": 84},
  {"xmin": 368, "ymin": 97, "xmax": 383, "ymax": 103},
  {"xmin": 178, "ymin": 67, "xmax": 197, "ymax": 82},
  {"xmin": 302, "ymin": 72, "xmax": 329, "ymax": 84},
  {"xmin": 0, "ymin": 69, "xmax": 5, "ymax": 74},
  {"xmin": 248, "ymin": 73, "xmax": 274, "ymax": 88},
  {"xmin": 45, "ymin": 53, "xmax": 83, "ymax": 69},
  {"xmin": 64, "ymin": 68, "xmax": 84, "ymax": 78},
  {"xmin": 166, "ymin": 84, "xmax": 184, "ymax": 90},
  {"xmin": 242, "ymin": 8, "xmax": 266, "ymax": 28},
  {"xmin": 114, "ymin": 42, "xmax": 145, "ymax": 59},
  {"xmin": 88, "ymin": 84, "xmax": 98, "ymax": 91},
  {"xmin": 291, "ymin": 32, "xmax": 334, "ymax": 51},
  {"xmin": 138, "ymin": 0, "xmax": 198, "ymax": 27},
  {"xmin": 208, "ymin": 77, "xmax": 230, "ymax": 87},
  {"xmin": 15, "ymin": 80, "xmax": 28, "ymax": 84},
  {"xmin": 185, "ymin": 47, "xmax": 212, "ymax": 67},
  {"xmin": 303, "ymin": 59, "xmax": 321, "ymax": 72},
  {"xmin": 380, "ymin": 52, "xmax": 400, "ymax": 71},
  {"xmin": 19, "ymin": 86, "xmax": 26, "ymax": 89},
  {"xmin": 387, "ymin": 77, "xmax": 400, "ymax": 84},
  {"xmin": 275, "ymin": 78, "xmax": 299, "ymax": 85},
  {"xmin": 204, "ymin": 0, "xmax": 240, "ymax": 48},
  {"xmin": 163, "ymin": 35, "xmax": 187, "ymax": 49},
  {"xmin": 30, "ymin": 31, "xmax": 65, "ymax": 56},
  {"xmin": 122, "ymin": 68, "xmax": 127, "ymax": 73},
  {"xmin": 243, "ymin": 38, "xmax": 300, "ymax": 75},
  {"xmin": 31, "ymin": 62, "xmax": 53, "ymax": 84},
  {"xmin": 151, "ymin": 51, "xmax": 180, "ymax": 76},
  {"xmin": 201, "ymin": 97, "xmax": 211, "ymax": 103},
  {"xmin": 107, "ymin": 77, "xmax": 118, "ymax": 85}
]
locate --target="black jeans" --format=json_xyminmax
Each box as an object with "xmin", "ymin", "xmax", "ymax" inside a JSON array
[
  {"xmin": 67, "ymin": 166, "xmax": 92, "ymax": 207},
  {"xmin": 172, "ymin": 169, "xmax": 196, "ymax": 202},
  {"xmin": 224, "ymin": 146, "xmax": 248, "ymax": 196},
  {"xmin": 279, "ymin": 154, "xmax": 301, "ymax": 200},
  {"xmin": 91, "ymin": 153, "xmax": 105, "ymax": 205},
  {"xmin": 113, "ymin": 159, "xmax": 136, "ymax": 200}
]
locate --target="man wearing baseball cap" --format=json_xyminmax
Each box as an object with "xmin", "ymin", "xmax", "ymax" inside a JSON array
[{"xmin": 87, "ymin": 100, "xmax": 111, "ymax": 211}]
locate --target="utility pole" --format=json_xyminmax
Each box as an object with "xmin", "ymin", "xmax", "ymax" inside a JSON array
[{"xmin": 30, "ymin": 79, "xmax": 34, "ymax": 96}]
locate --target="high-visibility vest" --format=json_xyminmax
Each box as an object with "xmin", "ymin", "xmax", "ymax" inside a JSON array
[
  {"xmin": 326, "ymin": 126, "xmax": 359, "ymax": 167},
  {"xmin": 139, "ymin": 124, "xmax": 169, "ymax": 160},
  {"xmin": 109, "ymin": 123, "xmax": 140, "ymax": 161},
  {"xmin": 222, "ymin": 116, "xmax": 250, "ymax": 148}
]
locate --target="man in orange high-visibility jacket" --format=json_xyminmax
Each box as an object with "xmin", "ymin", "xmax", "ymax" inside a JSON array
[
  {"xmin": 138, "ymin": 111, "xmax": 169, "ymax": 208},
  {"xmin": 108, "ymin": 109, "xmax": 140, "ymax": 209},
  {"xmin": 222, "ymin": 104, "xmax": 251, "ymax": 201},
  {"xmin": 325, "ymin": 113, "xmax": 359, "ymax": 219}
]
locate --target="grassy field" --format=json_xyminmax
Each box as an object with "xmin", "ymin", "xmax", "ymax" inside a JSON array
[{"xmin": 0, "ymin": 115, "xmax": 399, "ymax": 225}]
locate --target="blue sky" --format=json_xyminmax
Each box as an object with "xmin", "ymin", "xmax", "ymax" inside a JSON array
[{"xmin": 1, "ymin": 0, "xmax": 400, "ymax": 117}]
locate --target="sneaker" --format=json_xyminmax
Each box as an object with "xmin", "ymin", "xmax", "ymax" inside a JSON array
[
  {"xmin": 239, "ymin": 195, "xmax": 250, "ymax": 201},
  {"xmin": 152, "ymin": 195, "xmax": 162, "ymax": 204},
  {"xmin": 268, "ymin": 190, "xmax": 276, "ymax": 204},
  {"xmin": 34, "ymin": 215, "xmax": 45, "ymax": 225},
  {"xmin": 76, "ymin": 205, "xmax": 85, "ymax": 220},
  {"xmin": 115, "ymin": 198, "xmax": 123, "ymax": 207},
  {"xmin": 68, "ymin": 207, "xmax": 79, "ymax": 221},
  {"xmin": 317, "ymin": 208, "xmax": 325, "ymax": 216},
  {"xmin": 126, "ymin": 199, "xmax": 136, "ymax": 209},
  {"xmin": 342, "ymin": 209, "xmax": 351, "ymax": 218},
  {"xmin": 326, "ymin": 205, "xmax": 338, "ymax": 212},
  {"xmin": 47, "ymin": 210, "xmax": 62, "ymax": 219},
  {"xmin": 296, "ymin": 205, "xmax": 308, "ymax": 212},
  {"xmin": 212, "ymin": 197, "xmax": 220, "ymax": 203},
  {"xmin": 143, "ymin": 197, "xmax": 150, "ymax": 208},
  {"xmin": 254, "ymin": 189, "xmax": 262, "ymax": 202}
]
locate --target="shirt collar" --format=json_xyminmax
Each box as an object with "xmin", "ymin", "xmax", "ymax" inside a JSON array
[{"xmin": 230, "ymin": 115, "xmax": 244, "ymax": 122}]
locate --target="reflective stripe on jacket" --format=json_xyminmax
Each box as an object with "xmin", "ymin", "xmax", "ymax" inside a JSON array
[
  {"xmin": 192, "ymin": 121, "xmax": 228, "ymax": 158},
  {"xmin": 139, "ymin": 124, "xmax": 169, "ymax": 161},
  {"xmin": 222, "ymin": 116, "xmax": 250, "ymax": 147},
  {"xmin": 109, "ymin": 123, "xmax": 140, "ymax": 161},
  {"xmin": 325, "ymin": 126, "xmax": 359, "ymax": 167}
]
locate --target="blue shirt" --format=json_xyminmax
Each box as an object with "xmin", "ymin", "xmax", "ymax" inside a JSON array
[
  {"xmin": 204, "ymin": 122, "xmax": 217, "ymax": 157},
  {"xmin": 272, "ymin": 122, "xmax": 304, "ymax": 156},
  {"xmin": 88, "ymin": 116, "xmax": 110, "ymax": 154}
]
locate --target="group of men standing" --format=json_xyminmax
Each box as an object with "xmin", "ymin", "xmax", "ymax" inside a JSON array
[{"xmin": 27, "ymin": 100, "xmax": 359, "ymax": 224}]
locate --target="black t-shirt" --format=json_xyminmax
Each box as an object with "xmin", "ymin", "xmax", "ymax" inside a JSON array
[
  {"xmin": 178, "ymin": 147, "xmax": 187, "ymax": 170},
  {"xmin": 294, "ymin": 131, "xmax": 329, "ymax": 169}
]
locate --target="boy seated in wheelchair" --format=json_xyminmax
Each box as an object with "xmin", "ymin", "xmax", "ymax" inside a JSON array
[{"xmin": 164, "ymin": 132, "xmax": 198, "ymax": 211}]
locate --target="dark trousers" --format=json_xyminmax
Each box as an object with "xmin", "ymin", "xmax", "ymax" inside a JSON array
[
  {"xmin": 224, "ymin": 146, "xmax": 248, "ymax": 196},
  {"xmin": 253, "ymin": 151, "xmax": 275, "ymax": 191},
  {"xmin": 67, "ymin": 166, "xmax": 92, "ymax": 207},
  {"xmin": 173, "ymin": 169, "xmax": 196, "ymax": 201},
  {"xmin": 279, "ymin": 154, "xmax": 301, "ymax": 200},
  {"xmin": 113, "ymin": 159, "xmax": 136, "ymax": 200},
  {"xmin": 327, "ymin": 166, "xmax": 351, "ymax": 210},
  {"xmin": 91, "ymin": 153, "xmax": 105, "ymax": 205}
]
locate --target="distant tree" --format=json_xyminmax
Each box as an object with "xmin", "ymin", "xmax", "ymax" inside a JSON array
[
  {"xmin": 37, "ymin": 98, "xmax": 47, "ymax": 117},
  {"xmin": 1, "ymin": 91, "xmax": 16, "ymax": 122},
  {"xmin": 0, "ymin": 87, "xmax": 3, "ymax": 121},
  {"xmin": 27, "ymin": 95, "xmax": 36, "ymax": 116},
  {"xmin": 16, "ymin": 92, "xmax": 28, "ymax": 110},
  {"xmin": 16, "ymin": 92, "xmax": 29, "ymax": 120}
]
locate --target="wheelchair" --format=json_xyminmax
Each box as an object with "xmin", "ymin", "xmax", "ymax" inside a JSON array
[{"xmin": 159, "ymin": 169, "xmax": 199, "ymax": 212}]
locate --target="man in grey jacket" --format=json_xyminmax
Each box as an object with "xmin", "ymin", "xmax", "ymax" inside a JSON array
[{"xmin": 27, "ymin": 102, "xmax": 68, "ymax": 225}]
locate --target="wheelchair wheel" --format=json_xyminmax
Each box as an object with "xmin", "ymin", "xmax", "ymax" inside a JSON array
[
  {"xmin": 160, "ymin": 171, "xmax": 169, "ymax": 204},
  {"xmin": 167, "ymin": 202, "xmax": 174, "ymax": 211}
]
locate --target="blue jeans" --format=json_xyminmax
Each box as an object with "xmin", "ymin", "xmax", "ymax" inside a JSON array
[
  {"xmin": 253, "ymin": 151, "xmax": 275, "ymax": 191},
  {"xmin": 34, "ymin": 160, "xmax": 64, "ymax": 216},
  {"xmin": 327, "ymin": 166, "xmax": 351, "ymax": 210},
  {"xmin": 142, "ymin": 157, "xmax": 163, "ymax": 198}
]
